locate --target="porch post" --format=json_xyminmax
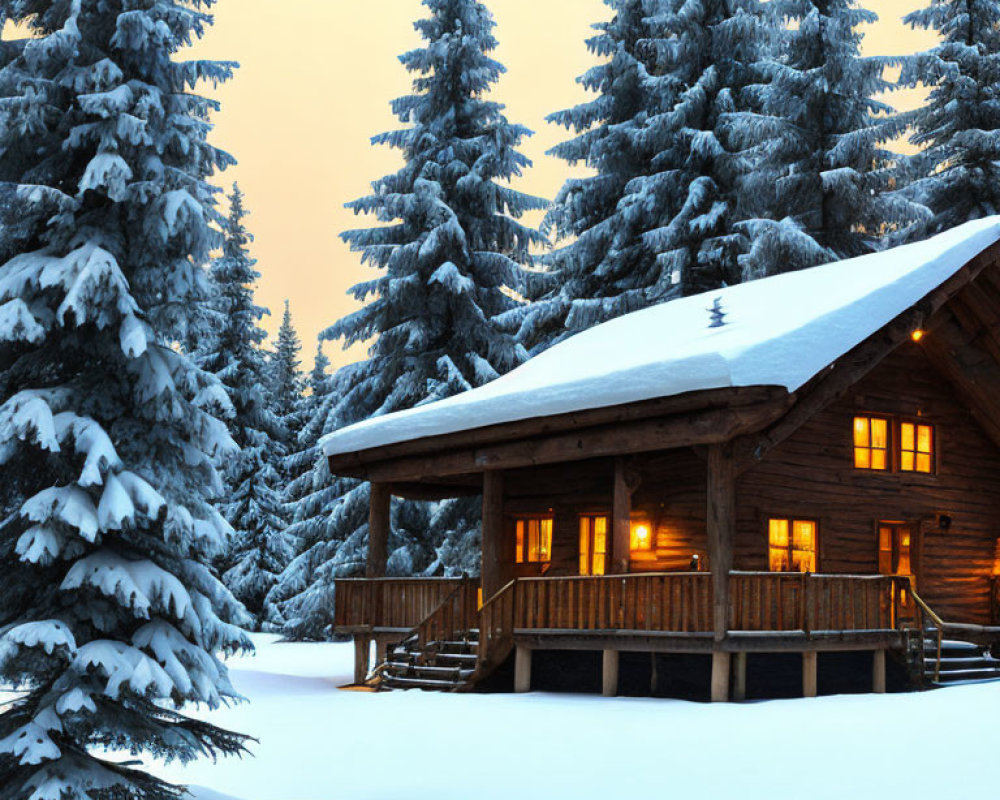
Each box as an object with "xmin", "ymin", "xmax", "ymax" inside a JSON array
[
  {"xmin": 367, "ymin": 482, "xmax": 391, "ymax": 578},
  {"xmin": 733, "ymin": 651, "xmax": 747, "ymax": 702},
  {"xmin": 481, "ymin": 470, "xmax": 507, "ymax": 601},
  {"xmin": 602, "ymin": 649, "xmax": 619, "ymax": 697},
  {"xmin": 711, "ymin": 651, "xmax": 730, "ymax": 702},
  {"xmin": 514, "ymin": 645, "xmax": 532, "ymax": 693},
  {"xmin": 611, "ymin": 458, "xmax": 631, "ymax": 574},
  {"xmin": 352, "ymin": 633, "xmax": 371, "ymax": 684},
  {"xmin": 802, "ymin": 651, "xmax": 818, "ymax": 698},
  {"xmin": 873, "ymin": 650, "xmax": 886, "ymax": 694},
  {"xmin": 706, "ymin": 444, "xmax": 735, "ymax": 641}
]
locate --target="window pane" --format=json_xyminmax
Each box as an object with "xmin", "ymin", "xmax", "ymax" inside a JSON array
[
  {"xmin": 594, "ymin": 521, "xmax": 607, "ymax": 555},
  {"xmin": 516, "ymin": 521, "xmax": 524, "ymax": 564},
  {"xmin": 917, "ymin": 425, "xmax": 932, "ymax": 454},
  {"xmin": 793, "ymin": 520, "xmax": 815, "ymax": 549},
  {"xmin": 900, "ymin": 422, "xmax": 915, "ymax": 452},
  {"xmin": 792, "ymin": 550, "xmax": 816, "ymax": 573},
  {"xmin": 916, "ymin": 453, "xmax": 932, "ymax": 473},
  {"xmin": 878, "ymin": 527, "xmax": 892, "ymax": 574},
  {"xmin": 900, "ymin": 451, "xmax": 915, "ymax": 471},
  {"xmin": 871, "ymin": 449, "xmax": 887, "ymax": 470},
  {"xmin": 527, "ymin": 520, "xmax": 538, "ymax": 561},
  {"xmin": 769, "ymin": 518, "xmax": 789, "ymax": 548},
  {"xmin": 853, "ymin": 417, "xmax": 869, "ymax": 447},
  {"xmin": 579, "ymin": 521, "xmax": 590, "ymax": 576},
  {"xmin": 871, "ymin": 418, "xmax": 888, "ymax": 449},
  {"xmin": 854, "ymin": 448, "xmax": 871, "ymax": 469},
  {"xmin": 540, "ymin": 519, "xmax": 552, "ymax": 562},
  {"xmin": 592, "ymin": 553, "xmax": 605, "ymax": 576},
  {"xmin": 769, "ymin": 547, "xmax": 790, "ymax": 572}
]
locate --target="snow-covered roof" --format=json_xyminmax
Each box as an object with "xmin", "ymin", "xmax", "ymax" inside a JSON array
[{"xmin": 323, "ymin": 217, "xmax": 1000, "ymax": 459}]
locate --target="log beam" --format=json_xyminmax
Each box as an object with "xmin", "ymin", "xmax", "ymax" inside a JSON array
[
  {"xmin": 366, "ymin": 483, "xmax": 391, "ymax": 578},
  {"xmin": 611, "ymin": 458, "xmax": 631, "ymax": 574},
  {"xmin": 481, "ymin": 470, "xmax": 507, "ymax": 601},
  {"xmin": 706, "ymin": 444, "xmax": 735, "ymax": 641}
]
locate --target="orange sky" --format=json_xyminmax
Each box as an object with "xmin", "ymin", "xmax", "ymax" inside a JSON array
[{"xmin": 189, "ymin": 0, "xmax": 938, "ymax": 370}]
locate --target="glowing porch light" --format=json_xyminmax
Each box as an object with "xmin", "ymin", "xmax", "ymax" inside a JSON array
[
  {"xmin": 911, "ymin": 329, "xmax": 926, "ymax": 342},
  {"xmin": 630, "ymin": 521, "xmax": 652, "ymax": 552}
]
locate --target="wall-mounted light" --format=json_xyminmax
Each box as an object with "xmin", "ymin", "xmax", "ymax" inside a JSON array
[{"xmin": 911, "ymin": 329, "xmax": 926, "ymax": 343}]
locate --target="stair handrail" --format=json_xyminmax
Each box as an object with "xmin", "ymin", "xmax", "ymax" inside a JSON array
[
  {"xmin": 905, "ymin": 577, "xmax": 945, "ymax": 683},
  {"xmin": 476, "ymin": 579, "xmax": 518, "ymax": 675},
  {"xmin": 387, "ymin": 576, "xmax": 479, "ymax": 670}
]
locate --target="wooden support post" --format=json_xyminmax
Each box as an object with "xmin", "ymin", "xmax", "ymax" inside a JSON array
[
  {"xmin": 733, "ymin": 651, "xmax": 747, "ymax": 702},
  {"xmin": 602, "ymin": 649, "xmax": 619, "ymax": 697},
  {"xmin": 514, "ymin": 646, "xmax": 532, "ymax": 693},
  {"xmin": 802, "ymin": 651, "xmax": 818, "ymax": 698},
  {"xmin": 611, "ymin": 458, "xmax": 631, "ymax": 574},
  {"xmin": 367, "ymin": 483, "xmax": 391, "ymax": 578},
  {"xmin": 873, "ymin": 649, "xmax": 886, "ymax": 694},
  {"xmin": 352, "ymin": 633, "xmax": 371, "ymax": 685},
  {"xmin": 711, "ymin": 651, "xmax": 730, "ymax": 702},
  {"xmin": 650, "ymin": 652, "xmax": 659, "ymax": 696},
  {"xmin": 706, "ymin": 444, "xmax": 735, "ymax": 641},
  {"xmin": 481, "ymin": 470, "xmax": 507, "ymax": 601}
]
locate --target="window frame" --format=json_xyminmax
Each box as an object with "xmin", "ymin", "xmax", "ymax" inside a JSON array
[
  {"xmin": 514, "ymin": 515, "xmax": 553, "ymax": 565},
  {"xmin": 766, "ymin": 516, "xmax": 819, "ymax": 573},
  {"xmin": 850, "ymin": 414, "xmax": 938, "ymax": 477},
  {"xmin": 578, "ymin": 514, "xmax": 608, "ymax": 576},
  {"xmin": 896, "ymin": 418, "xmax": 936, "ymax": 475},
  {"xmin": 852, "ymin": 414, "xmax": 891, "ymax": 472}
]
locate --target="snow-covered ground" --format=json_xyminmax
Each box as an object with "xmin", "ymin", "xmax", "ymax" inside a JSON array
[{"xmin": 149, "ymin": 634, "xmax": 1000, "ymax": 800}]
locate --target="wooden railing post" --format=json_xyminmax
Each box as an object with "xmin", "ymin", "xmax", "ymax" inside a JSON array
[
  {"xmin": 706, "ymin": 444, "xmax": 735, "ymax": 641},
  {"xmin": 367, "ymin": 483, "xmax": 391, "ymax": 578}
]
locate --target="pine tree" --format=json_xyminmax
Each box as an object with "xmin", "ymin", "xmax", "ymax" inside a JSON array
[
  {"xmin": 737, "ymin": 0, "xmax": 926, "ymax": 278},
  {"xmin": 201, "ymin": 185, "xmax": 293, "ymax": 630},
  {"xmin": 268, "ymin": 300, "xmax": 304, "ymax": 466},
  {"xmin": 274, "ymin": 0, "xmax": 545, "ymax": 638},
  {"xmin": 520, "ymin": 0, "xmax": 775, "ymax": 351},
  {"xmin": 897, "ymin": 0, "xmax": 1000, "ymax": 235},
  {"xmin": 0, "ymin": 3, "xmax": 252, "ymax": 798}
]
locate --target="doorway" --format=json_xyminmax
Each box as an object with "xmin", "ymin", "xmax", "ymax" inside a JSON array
[{"xmin": 878, "ymin": 521, "xmax": 916, "ymax": 621}]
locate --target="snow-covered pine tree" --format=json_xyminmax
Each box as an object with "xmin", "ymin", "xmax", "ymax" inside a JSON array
[
  {"xmin": 201, "ymin": 185, "xmax": 293, "ymax": 629},
  {"xmin": 511, "ymin": 0, "xmax": 672, "ymax": 351},
  {"xmin": 268, "ymin": 300, "xmax": 303, "ymax": 472},
  {"xmin": 273, "ymin": 0, "xmax": 547, "ymax": 638},
  {"xmin": 0, "ymin": 2, "xmax": 253, "ymax": 798},
  {"xmin": 521, "ymin": 0, "xmax": 777, "ymax": 351},
  {"xmin": 737, "ymin": 0, "xmax": 927, "ymax": 278},
  {"xmin": 897, "ymin": 0, "xmax": 1000, "ymax": 235}
]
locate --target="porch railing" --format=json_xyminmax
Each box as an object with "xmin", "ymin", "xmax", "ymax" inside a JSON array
[{"xmin": 333, "ymin": 577, "xmax": 476, "ymax": 630}]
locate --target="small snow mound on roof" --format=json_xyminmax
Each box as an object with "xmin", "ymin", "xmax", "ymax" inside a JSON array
[{"xmin": 323, "ymin": 217, "xmax": 1000, "ymax": 458}]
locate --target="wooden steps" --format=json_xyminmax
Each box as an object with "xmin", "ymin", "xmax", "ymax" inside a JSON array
[
  {"xmin": 378, "ymin": 631, "xmax": 481, "ymax": 691},
  {"xmin": 922, "ymin": 638, "xmax": 1000, "ymax": 686}
]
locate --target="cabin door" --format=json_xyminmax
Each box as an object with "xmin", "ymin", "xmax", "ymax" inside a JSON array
[
  {"xmin": 878, "ymin": 521, "xmax": 915, "ymax": 621},
  {"xmin": 578, "ymin": 515, "xmax": 608, "ymax": 576}
]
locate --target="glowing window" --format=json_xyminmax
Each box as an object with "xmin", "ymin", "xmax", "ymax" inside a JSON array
[
  {"xmin": 515, "ymin": 518, "xmax": 552, "ymax": 564},
  {"xmin": 854, "ymin": 416, "xmax": 889, "ymax": 470},
  {"xmin": 579, "ymin": 515, "xmax": 607, "ymax": 576},
  {"xmin": 768, "ymin": 518, "xmax": 817, "ymax": 573},
  {"xmin": 899, "ymin": 422, "xmax": 934, "ymax": 473},
  {"xmin": 630, "ymin": 519, "xmax": 653, "ymax": 552}
]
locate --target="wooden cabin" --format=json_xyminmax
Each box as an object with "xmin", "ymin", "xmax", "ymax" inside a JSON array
[{"xmin": 325, "ymin": 219, "xmax": 1000, "ymax": 700}]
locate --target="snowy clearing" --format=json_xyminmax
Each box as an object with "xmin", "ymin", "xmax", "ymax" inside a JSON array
[{"xmin": 150, "ymin": 634, "xmax": 1000, "ymax": 800}]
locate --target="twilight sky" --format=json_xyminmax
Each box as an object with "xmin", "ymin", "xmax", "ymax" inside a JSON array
[{"xmin": 189, "ymin": 0, "xmax": 937, "ymax": 370}]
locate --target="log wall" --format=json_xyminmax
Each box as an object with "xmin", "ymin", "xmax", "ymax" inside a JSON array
[{"xmin": 736, "ymin": 342, "xmax": 1000, "ymax": 624}]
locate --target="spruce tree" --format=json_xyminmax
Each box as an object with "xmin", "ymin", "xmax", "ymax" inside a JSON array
[
  {"xmin": 522, "ymin": 0, "xmax": 775, "ymax": 350},
  {"xmin": 511, "ymin": 0, "xmax": 670, "ymax": 351},
  {"xmin": 738, "ymin": 0, "xmax": 927, "ymax": 278},
  {"xmin": 268, "ymin": 300, "xmax": 303, "ymax": 466},
  {"xmin": 0, "ymin": 2, "xmax": 252, "ymax": 798},
  {"xmin": 898, "ymin": 0, "xmax": 1000, "ymax": 235},
  {"xmin": 201, "ymin": 185, "xmax": 292, "ymax": 629},
  {"xmin": 275, "ymin": 0, "xmax": 545, "ymax": 637}
]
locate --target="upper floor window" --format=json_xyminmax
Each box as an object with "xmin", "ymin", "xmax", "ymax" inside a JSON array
[
  {"xmin": 515, "ymin": 517, "xmax": 552, "ymax": 564},
  {"xmin": 899, "ymin": 422, "xmax": 934, "ymax": 473},
  {"xmin": 852, "ymin": 415, "xmax": 936, "ymax": 475},
  {"xmin": 853, "ymin": 415, "xmax": 889, "ymax": 471}
]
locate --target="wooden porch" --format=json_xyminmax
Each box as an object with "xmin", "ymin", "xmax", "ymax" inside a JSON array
[{"xmin": 332, "ymin": 571, "xmax": 987, "ymax": 699}]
